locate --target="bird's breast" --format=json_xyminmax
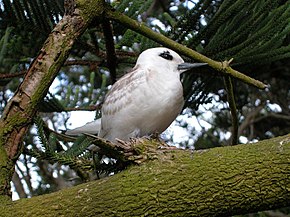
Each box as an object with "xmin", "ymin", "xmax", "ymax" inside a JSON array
[{"xmin": 134, "ymin": 74, "xmax": 184, "ymax": 134}]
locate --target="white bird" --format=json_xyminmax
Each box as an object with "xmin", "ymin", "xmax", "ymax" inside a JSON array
[{"xmin": 66, "ymin": 47, "xmax": 207, "ymax": 142}]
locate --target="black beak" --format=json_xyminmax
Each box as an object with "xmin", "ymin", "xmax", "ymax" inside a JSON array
[{"xmin": 178, "ymin": 62, "xmax": 208, "ymax": 71}]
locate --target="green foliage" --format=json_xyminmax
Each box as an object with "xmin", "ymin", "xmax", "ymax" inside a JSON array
[
  {"xmin": 0, "ymin": 27, "xmax": 13, "ymax": 64},
  {"xmin": 32, "ymin": 115, "xmax": 120, "ymax": 184},
  {"xmin": 33, "ymin": 116, "xmax": 93, "ymax": 177},
  {"xmin": 167, "ymin": 0, "xmax": 290, "ymax": 112},
  {"xmin": 0, "ymin": 0, "xmax": 64, "ymax": 32},
  {"xmin": 34, "ymin": 116, "xmax": 50, "ymax": 151},
  {"xmin": 0, "ymin": 1, "xmax": 64, "ymax": 91},
  {"xmin": 115, "ymin": 0, "xmax": 153, "ymax": 20},
  {"xmin": 64, "ymin": 135, "xmax": 93, "ymax": 157},
  {"xmin": 36, "ymin": 71, "xmax": 108, "ymax": 113},
  {"xmin": 39, "ymin": 92, "xmax": 65, "ymax": 112}
]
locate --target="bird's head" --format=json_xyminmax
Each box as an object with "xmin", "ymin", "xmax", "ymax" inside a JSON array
[{"xmin": 136, "ymin": 47, "xmax": 207, "ymax": 74}]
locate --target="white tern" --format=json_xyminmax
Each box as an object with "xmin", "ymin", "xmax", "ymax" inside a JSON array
[{"xmin": 66, "ymin": 47, "xmax": 207, "ymax": 142}]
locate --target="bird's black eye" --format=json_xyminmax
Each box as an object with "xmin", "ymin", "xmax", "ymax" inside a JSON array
[{"xmin": 159, "ymin": 51, "xmax": 173, "ymax": 60}]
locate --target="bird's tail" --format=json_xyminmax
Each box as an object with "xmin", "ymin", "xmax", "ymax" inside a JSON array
[{"xmin": 65, "ymin": 118, "xmax": 101, "ymax": 136}]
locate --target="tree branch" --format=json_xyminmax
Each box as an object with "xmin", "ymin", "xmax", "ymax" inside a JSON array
[{"xmin": 1, "ymin": 134, "xmax": 289, "ymax": 216}]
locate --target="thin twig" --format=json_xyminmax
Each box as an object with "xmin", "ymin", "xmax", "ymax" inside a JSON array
[
  {"xmin": 223, "ymin": 75, "xmax": 239, "ymax": 145},
  {"xmin": 64, "ymin": 60, "xmax": 102, "ymax": 66},
  {"xmin": 102, "ymin": 18, "xmax": 117, "ymax": 83},
  {"xmin": 0, "ymin": 71, "xmax": 26, "ymax": 79},
  {"xmin": 64, "ymin": 104, "xmax": 101, "ymax": 111}
]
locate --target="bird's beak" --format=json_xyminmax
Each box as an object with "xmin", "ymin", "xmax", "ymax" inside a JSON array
[{"xmin": 178, "ymin": 62, "xmax": 208, "ymax": 71}]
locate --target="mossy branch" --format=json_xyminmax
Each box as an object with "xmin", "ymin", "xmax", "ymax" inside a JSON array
[
  {"xmin": 105, "ymin": 8, "xmax": 267, "ymax": 90},
  {"xmin": 1, "ymin": 134, "xmax": 290, "ymax": 216}
]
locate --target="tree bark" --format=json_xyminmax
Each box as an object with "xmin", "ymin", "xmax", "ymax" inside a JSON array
[{"xmin": 0, "ymin": 134, "xmax": 289, "ymax": 216}]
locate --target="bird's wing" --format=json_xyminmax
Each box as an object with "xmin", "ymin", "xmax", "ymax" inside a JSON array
[
  {"xmin": 99, "ymin": 65, "xmax": 148, "ymax": 139},
  {"xmin": 102, "ymin": 64, "xmax": 147, "ymax": 116}
]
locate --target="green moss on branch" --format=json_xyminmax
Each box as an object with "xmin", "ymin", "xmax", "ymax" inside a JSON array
[{"xmin": 1, "ymin": 135, "xmax": 289, "ymax": 217}]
